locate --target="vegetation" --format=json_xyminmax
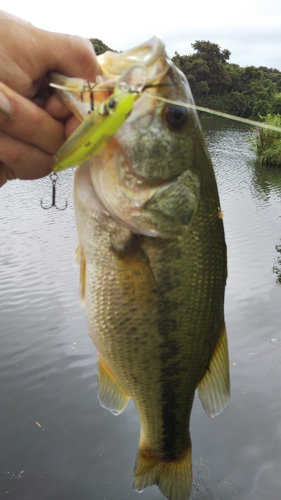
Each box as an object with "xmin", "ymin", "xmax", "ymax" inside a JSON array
[
  {"xmin": 172, "ymin": 41, "xmax": 281, "ymax": 121},
  {"xmin": 172, "ymin": 42, "xmax": 281, "ymax": 166},
  {"xmin": 251, "ymin": 114, "xmax": 281, "ymax": 166},
  {"xmin": 90, "ymin": 38, "xmax": 114, "ymax": 55}
]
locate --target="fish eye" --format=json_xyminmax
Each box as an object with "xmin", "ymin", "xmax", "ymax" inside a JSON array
[{"xmin": 165, "ymin": 104, "xmax": 189, "ymax": 129}]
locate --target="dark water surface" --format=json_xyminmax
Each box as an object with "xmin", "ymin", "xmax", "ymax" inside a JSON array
[{"xmin": 1, "ymin": 119, "xmax": 281, "ymax": 500}]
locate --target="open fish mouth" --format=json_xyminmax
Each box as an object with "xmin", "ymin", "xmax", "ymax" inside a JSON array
[{"xmin": 98, "ymin": 37, "xmax": 170, "ymax": 84}]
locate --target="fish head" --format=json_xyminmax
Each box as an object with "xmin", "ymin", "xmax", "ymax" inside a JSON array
[{"xmin": 78, "ymin": 37, "xmax": 213, "ymax": 238}]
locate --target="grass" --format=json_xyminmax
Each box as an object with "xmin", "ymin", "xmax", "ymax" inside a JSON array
[{"xmin": 252, "ymin": 114, "xmax": 281, "ymax": 166}]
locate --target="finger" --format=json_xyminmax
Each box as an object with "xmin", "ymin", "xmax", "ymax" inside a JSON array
[
  {"xmin": 65, "ymin": 115, "xmax": 81, "ymax": 138},
  {"xmin": 0, "ymin": 14, "xmax": 101, "ymax": 98},
  {"xmin": 44, "ymin": 93, "xmax": 73, "ymax": 120},
  {"xmin": 0, "ymin": 82, "xmax": 65, "ymax": 155},
  {"xmin": 42, "ymin": 33, "xmax": 101, "ymax": 82},
  {"xmin": 0, "ymin": 130, "xmax": 53, "ymax": 187}
]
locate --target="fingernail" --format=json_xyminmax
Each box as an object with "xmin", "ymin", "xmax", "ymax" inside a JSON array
[{"xmin": 0, "ymin": 91, "xmax": 13, "ymax": 118}]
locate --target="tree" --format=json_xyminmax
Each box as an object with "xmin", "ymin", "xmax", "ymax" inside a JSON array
[
  {"xmin": 90, "ymin": 38, "xmax": 114, "ymax": 55},
  {"xmin": 173, "ymin": 41, "xmax": 231, "ymax": 95},
  {"xmin": 172, "ymin": 40, "xmax": 281, "ymax": 120},
  {"xmin": 191, "ymin": 40, "xmax": 230, "ymax": 64}
]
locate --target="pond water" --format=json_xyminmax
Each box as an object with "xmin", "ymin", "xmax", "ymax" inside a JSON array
[{"xmin": 1, "ymin": 118, "xmax": 281, "ymax": 500}]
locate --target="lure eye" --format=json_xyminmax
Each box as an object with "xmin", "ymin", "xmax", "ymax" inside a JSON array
[
  {"xmin": 108, "ymin": 99, "xmax": 116, "ymax": 110},
  {"xmin": 165, "ymin": 104, "xmax": 189, "ymax": 130}
]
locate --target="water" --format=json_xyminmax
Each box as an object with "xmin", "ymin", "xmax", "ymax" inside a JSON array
[{"xmin": 1, "ymin": 119, "xmax": 281, "ymax": 500}]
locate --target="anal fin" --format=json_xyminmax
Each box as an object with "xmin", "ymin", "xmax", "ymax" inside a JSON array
[
  {"xmin": 97, "ymin": 356, "xmax": 130, "ymax": 415},
  {"xmin": 197, "ymin": 322, "xmax": 230, "ymax": 418}
]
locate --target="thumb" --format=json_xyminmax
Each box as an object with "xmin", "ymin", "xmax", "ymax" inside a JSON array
[{"xmin": 39, "ymin": 29, "xmax": 102, "ymax": 82}]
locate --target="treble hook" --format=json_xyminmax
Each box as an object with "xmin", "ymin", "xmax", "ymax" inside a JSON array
[{"xmin": 41, "ymin": 172, "xmax": 68, "ymax": 211}]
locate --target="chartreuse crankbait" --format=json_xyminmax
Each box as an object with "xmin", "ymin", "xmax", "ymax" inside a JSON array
[{"xmin": 51, "ymin": 66, "xmax": 146, "ymax": 172}]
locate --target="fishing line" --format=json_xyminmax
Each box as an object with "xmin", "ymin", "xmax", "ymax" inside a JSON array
[
  {"xmin": 50, "ymin": 76, "xmax": 281, "ymax": 133},
  {"xmin": 146, "ymin": 93, "xmax": 281, "ymax": 133}
]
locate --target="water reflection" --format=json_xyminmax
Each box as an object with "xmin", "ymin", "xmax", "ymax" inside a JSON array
[
  {"xmin": 247, "ymin": 160, "xmax": 281, "ymax": 287},
  {"xmin": 202, "ymin": 116, "xmax": 281, "ymax": 289},
  {"xmin": 273, "ymin": 242, "xmax": 281, "ymax": 285},
  {"xmin": 249, "ymin": 160, "xmax": 281, "ymax": 204}
]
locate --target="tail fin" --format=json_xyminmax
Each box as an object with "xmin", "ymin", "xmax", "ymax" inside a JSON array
[{"xmin": 133, "ymin": 443, "xmax": 192, "ymax": 500}]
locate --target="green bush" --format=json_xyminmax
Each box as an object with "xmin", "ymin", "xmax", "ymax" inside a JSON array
[{"xmin": 252, "ymin": 114, "xmax": 281, "ymax": 166}]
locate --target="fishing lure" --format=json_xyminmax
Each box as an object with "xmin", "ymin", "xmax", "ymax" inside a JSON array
[
  {"xmin": 52, "ymin": 87, "xmax": 137, "ymax": 172},
  {"xmin": 51, "ymin": 65, "xmax": 146, "ymax": 172}
]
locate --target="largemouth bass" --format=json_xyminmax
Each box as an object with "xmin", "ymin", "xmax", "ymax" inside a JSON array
[{"xmin": 51, "ymin": 37, "xmax": 229, "ymax": 500}]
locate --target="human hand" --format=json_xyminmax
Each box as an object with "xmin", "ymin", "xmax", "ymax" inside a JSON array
[{"xmin": 0, "ymin": 10, "xmax": 101, "ymax": 187}]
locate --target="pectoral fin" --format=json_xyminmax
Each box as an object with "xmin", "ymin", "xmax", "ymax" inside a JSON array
[
  {"xmin": 197, "ymin": 322, "xmax": 230, "ymax": 418},
  {"xmin": 97, "ymin": 356, "xmax": 130, "ymax": 415}
]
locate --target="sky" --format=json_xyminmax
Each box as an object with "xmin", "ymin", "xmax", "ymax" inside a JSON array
[{"xmin": 2, "ymin": 0, "xmax": 281, "ymax": 70}]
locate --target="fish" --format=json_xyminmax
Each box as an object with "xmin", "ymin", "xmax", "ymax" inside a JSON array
[{"xmin": 50, "ymin": 36, "xmax": 229, "ymax": 500}]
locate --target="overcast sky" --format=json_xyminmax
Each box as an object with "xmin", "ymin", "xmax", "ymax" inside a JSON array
[{"xmin": 2, "ymin": 0, "xmax": 281, "ymax": 70}]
